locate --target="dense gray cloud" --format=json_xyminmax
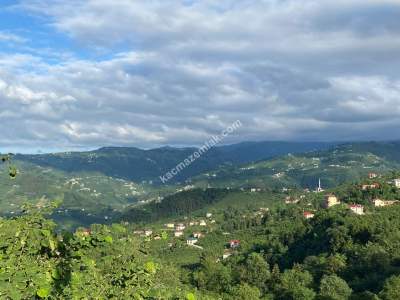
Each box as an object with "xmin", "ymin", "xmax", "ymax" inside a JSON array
[{"xmin": 1, "ymin": 0, "xmax": 400, "ymax": 152}]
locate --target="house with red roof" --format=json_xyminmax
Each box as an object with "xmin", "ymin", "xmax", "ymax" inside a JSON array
[
  {"xmin": 229, "ymin": 240, "xmax": 240, "ymax": 249},
  {"xmin": 303, "ymin": 211, "xmax": 315, "ymax": 219},
  {"xmin": 349, "ymin": 204, "xmax": 364, "ymax": 215}
]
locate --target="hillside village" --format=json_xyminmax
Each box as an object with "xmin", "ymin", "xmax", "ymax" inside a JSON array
[{"xmin": 116, "ymin": 172, "xmax": 400, "ymax": 262}]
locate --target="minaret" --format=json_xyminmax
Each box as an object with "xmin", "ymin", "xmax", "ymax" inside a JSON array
[{"xmin": 316, "ymin": 178, "xmax": 324, "ymax": 192}]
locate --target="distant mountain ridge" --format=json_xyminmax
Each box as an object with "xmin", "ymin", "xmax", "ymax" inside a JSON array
[
  {"xmin": 193, "ymin": 141, "xmax": 400, "ymax": 190},
  {"xmin": 14, "ymin": 141, "xmax": 334, "ymax": 184}
]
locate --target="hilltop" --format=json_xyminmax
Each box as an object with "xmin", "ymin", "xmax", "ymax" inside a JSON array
[
  {"xmin": 193, "ymin": 141, "xmax": 400, "ymax": 190},
  {"xmin": 14, "ymin": 141, "xmax": 332, "ymax": 184},
  {"xmin": 3, "ymin": 140, "xmax": 400, "ymax": 229}
]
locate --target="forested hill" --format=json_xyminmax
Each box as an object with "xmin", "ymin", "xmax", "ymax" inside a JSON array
[
  {"xmin": 5, "ymin": 173, "xmax": 400, "ymax": 299},
  {"xmin": 193, "ymin": 141, "xmax": 400, "ymax": 190},
  {"xmin": 13, "ymin": 141, "xmax": 332, "ymax": 183}
]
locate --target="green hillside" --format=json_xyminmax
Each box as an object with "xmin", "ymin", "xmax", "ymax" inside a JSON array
[
  {"xmin": 3, "ymin": 141, "xmax": 400, "ymax": 230},
  {"xmin": 193, "ymin": 142, "xmax": 400, "ymax": 190},
  {"xmin": 14, "ymin": 141, "xmax": 332, "ymax": 184},
  {"xmin": 0, "ymin": 160, "xmax": 174, "ymax": 229},
  {"xmin": 2, "ymin": 172, "xmax": 396, "ymax": 298}
]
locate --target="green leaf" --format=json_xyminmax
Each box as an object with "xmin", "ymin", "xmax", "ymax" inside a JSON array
[
  {"xmin": 51, "ymin": 269, "xmax": 61, "ymax": 280},
  {"xmin": 144, "ymin": 261, "xmax": 156, "ymax": 274},
  {"xmin": 49, "ymin": 239, "xmax": 56, "ymax": 251},
  {"xmin": 37, "ymin": 288, "xmax": 50, "ymax": 298},
  {"xmin": 186, "ymin": 292, "xmax": 196, "ymax": 300},
  {"xmin": 104, "ymin": 235, "xmax": 113, "ymax": 243}
]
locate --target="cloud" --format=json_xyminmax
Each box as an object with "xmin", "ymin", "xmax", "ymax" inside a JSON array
[
  {"xmin": 0, "ymin": 0, "xmax": 399, "ymax": 152},
  {"xmin": 0, "ymin": 32, "xmax": 27, "ymax": 44}
]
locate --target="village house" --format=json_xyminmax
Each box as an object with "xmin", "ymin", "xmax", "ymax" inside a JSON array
[
  {"xmin": 254, "ymin": 211, "xmax": 264, "ymax": 217},
  {"xmin": 229, "ymin": 240, "xmax": 240, "ymax": 249},
  {"xmin": 394, "ymin": 179, "xmax": 400, "ymax": 188},
  {"xmin": 285, "ymin": 196, "xmax": 300, "ymax": 204},
  {"xmin": 144, "ymin": 230, "xmax": 153, "ymax": 237},
  {"xmin": 324, "ymin": 194, "xmax": 340, "ymax": 208},
  {"xmin": 361, "ymin": 183, "xmax": 380, "ymax": 190},
  {"xmin": 349, "ymin": 204, "xmax": 364, "ymax": 215},
  {"xmin": 199, "ymin": 220, "xmax": 207, "ymax": 226},
  {"xmin": 303, "ymin": 211, "xmax": 315, "ymax": 219},
  {"xmin": 165, "ymin": 223, "xmax": 175, "ymax": 229},
  {"xmin": 175, "ymin": 223, "xmax": 186, "ymax": 231},
  {"xmin": 210, "ymin": 219, "xmax": 216, "ymax": 224},
  {"xmin": 153, "ymin": 235, "xmax": 161, "ymax": 240},
  {"xmin": 186, "ymin": 237, "xmax": 198, "ymax": 246},
  {"xmin": 371, "ymin": 198, "xmax": 398, "ymax": 207},
  {"xmin": 368, "ymin": 172, "xmax": 378, "ymax": 179},
  {"xmin": 222, "ymin": 249, "xmax": 233, "ymax": 260},
  {"xmin": 174, "ymin": 231, "xmax": 184, "ymax": 237},
  {"xmin": 81, "ymin": 228, "xmax": 91, "ymax": 237},
  {"xmin": 206, "ymin": 213, "xmax": 213, "ymax": 218},
  {"xmin": 193, "ymin": 232, "xmax": 203, "ymax": 238}
]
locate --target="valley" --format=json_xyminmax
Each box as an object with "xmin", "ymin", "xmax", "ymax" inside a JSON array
[{"xmin": 3, "ymin": 141, "xmax": 400, "ymax": 229}]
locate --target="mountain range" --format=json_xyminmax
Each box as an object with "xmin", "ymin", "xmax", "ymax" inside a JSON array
[
  {"xmin": 14, "ymin": 141, "xmax": 333, "ymax": 184},
  {"xmin": 4, "ymin": 140, "xmax": 400, "ymax": 228}
]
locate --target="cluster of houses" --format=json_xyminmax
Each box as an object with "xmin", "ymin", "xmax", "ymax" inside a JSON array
[
  {"xmin": 361, "ymin": 183, "xmax": 380, "ymax": 190},
  {"xmin": 132, "ymin": 213, "xmax": 216, "ymax": 245},
  {"xmin": 302, "ymin": 179, "xmax": 400, "ymax": 219},
  {"xmin": 222, "ymin": 240, "xmax": 241, "ymax": 260},
  {"xmin": 133, "ymin": 229, "xmax": 154, "ymax": 237},
  {"xmin": 371, "ymin": 199, "xmax": 399, "ymax": 207},
  {"xmin": 303, "ymin": 194, "xmax": 364, "ymax": 219},
  {"xmin": 299, "ymin": 174, "xmax": 400, "ymax": 220},
  {"xmin": 165, "ymin": 214, "xmax": 214, "ymax": 238}
]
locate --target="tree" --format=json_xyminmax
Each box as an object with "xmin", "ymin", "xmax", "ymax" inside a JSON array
[
  {"xmin": 231, "ymin": 283, "xmax": 261, "ymax": 300},
  {"xmin": 239, "ymin": 253, "xmax": 270, "ymax": 290},
  {"xmin": 278, "ymin": 265, "xmax": 316, "ymax": 300},
  {"xmin": 379, "ymin": 275, "xmax": 400, "ymax": 300},
  {"xmin": 194, "ymin": 253, "xmax": 232, "ymax": 293},
  {"xmin": 319, "ymin": 274, "xmax": 352, "ymax": 300}
]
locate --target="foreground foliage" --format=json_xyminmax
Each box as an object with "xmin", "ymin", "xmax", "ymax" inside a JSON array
[
  {"xmin": 3, "ymin": 173, "xmax": 400, "ymax": 299},
  {"xmin": 0, "ymin": 204, "xmax": 193, "ymax": 299}
]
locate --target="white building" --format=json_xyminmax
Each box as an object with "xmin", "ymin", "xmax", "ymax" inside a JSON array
[
  {"xmin": 174, "ymin": 231, "xmax": 184, "ymax": 237},
  {"xmin": 186, "ymin": 237, "xmax": 198, "ymax": 245},
  {"xmin": 372, "ymin": 199, "xmax": 398, "ymax": 207},
  {"xmin": 193, "ymin": 232, "xmax": 203, "ymax": 238},
  {"xmin": 394, "ymin": 179, "xmax": 400, "ymax": 188},
  {"xmin": 222, "ymin": 250, "xmax": 233, "ymax": 260},
  {"xmin": 303, "ymin": 211, "xmax": 315, "ymax": 219},
  {"xmin": 176, "ymin": 223, "xmax": 186, "ymax": 231},
  {"xmin": 144, "ymin": 230, "xmax": 153, "ymax": 237},
  {"xmin": 349, "ymin": 204, "xmax": 364, "ymax": 215}
]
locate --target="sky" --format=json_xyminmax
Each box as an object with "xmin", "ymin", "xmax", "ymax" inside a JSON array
[{"xmin": 1, "ymin": 0, "xmax": 400, "ymax": 153}]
